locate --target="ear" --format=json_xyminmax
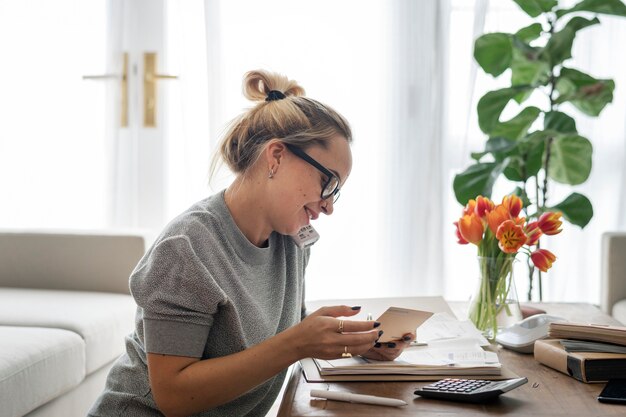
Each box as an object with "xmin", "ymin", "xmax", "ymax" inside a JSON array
[{"xmin": 264, "ymin": 140, "xmax": 286, "ymax": 174}]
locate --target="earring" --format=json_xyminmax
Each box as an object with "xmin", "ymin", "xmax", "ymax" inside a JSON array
[{"xmin": 268, "ymin": 169, "xmax": 274, "ymax": 179}]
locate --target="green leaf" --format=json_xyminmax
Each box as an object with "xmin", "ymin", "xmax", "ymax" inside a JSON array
[
  {"xmin": 491, "ymin": 106, "xmax": 542, "ymax": 140},
  {"xmin": 513, "ymin": 0, "xmax": 558, "ymax": 17},
  {"xmin": 556, "ymin": 68, "xmax": 615, "ymax": 116},
  {"xmin": 544, "ymin": 111, "xmax": 578, "ymax": 133},
  {"xmin": 512, "ymin": 185, "xmax": 532, "ymax": 208},
  {"xmin": 453, "ymin": 162, "xmax": 504, "ymax": 204},
  {"xmin": 515, "ymin": 23, "xmax": 544, "ymax": 43},
  {"xmin": 556, "ymin": 0, "xmax": 626, "ymax": 18},
  {"xmin": 541, "ymin": 16, "xmax": 600, "ymax": 66},
  {"xmin": 510, "ymin": 42, "xmax": 550, "ymax": 103},
  {"xmin": 477, "ymin": 87, "xmax": 531, "ymax": 134},
  {"xmin": 550, "ymin": 192, "xmax": 594, "ymax": 228},
  {"xmin": 549, "ymin": 135, "xmax": 593, "ymax": 185},
  {"xmin": 502, "ymin": 132, "xmax": 545, "ymax": 181},
  {"xmin": 474, "ymin": 33, "xmax": 513, "ymax": 77}
]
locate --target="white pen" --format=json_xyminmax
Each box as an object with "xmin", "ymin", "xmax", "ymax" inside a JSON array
[{"xmin": 310, "ymin": 389, "xmax": 407, "ymax": 407}]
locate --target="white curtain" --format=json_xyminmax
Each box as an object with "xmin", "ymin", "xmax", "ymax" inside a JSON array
[{"xmin": 383, "ymin": 0, "xmax": 450, "ymax": 296}]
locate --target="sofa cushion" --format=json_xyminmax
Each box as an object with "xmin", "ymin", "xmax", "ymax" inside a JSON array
[
  {"xmin": 0, "ymin": 326, "xmax": 85, "ymax": 417},
  {"xmin": 0, "ymin": 288, "xmax": 136, "ymax": 374}
]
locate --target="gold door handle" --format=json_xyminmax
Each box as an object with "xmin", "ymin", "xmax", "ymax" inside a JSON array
[
  {"xmin": 82, "ymin": 53, "xmax": 129, "ymax": 127},
  {"xmin": 143, "ymin": 52, "xmax": 178, "ymax": 127}
]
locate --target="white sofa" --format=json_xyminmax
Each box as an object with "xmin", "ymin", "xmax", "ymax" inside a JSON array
[
  {"xmin": 0, "ymin": 230, "xmax": 145, "ymax": 417},
  {"xmin": 601, "ymin": 232, "xmax": 626, "ymax": 324}
]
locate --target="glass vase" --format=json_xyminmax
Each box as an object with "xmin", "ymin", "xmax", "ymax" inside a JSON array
[{"xmin": 468, "ymin": 256, "xmax": 522, "ymax": 340}]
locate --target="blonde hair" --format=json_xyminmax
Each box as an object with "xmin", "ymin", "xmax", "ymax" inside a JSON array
[{"xmin": 211, "ymin": 69, "xmax": 352, "ymax": 177}]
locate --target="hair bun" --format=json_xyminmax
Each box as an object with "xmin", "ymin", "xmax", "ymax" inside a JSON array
[{"xmin": 243, "ymin": 69, "xmax": 305, "ymax": 102}]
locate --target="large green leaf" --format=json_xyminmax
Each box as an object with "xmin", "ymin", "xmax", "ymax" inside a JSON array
[
  {"xmin": 491, "ymin": 106, "xmax": 542, "ymax": 140},
  {"xmin": 453, "ymin": 162, "xmax": 505, "ymax": 204},
  {"xmin": 556, "ymin": 68, "xmax": 615, "ymax": 116},
  {"xmin": 550, "ymin": 192, "xmax": 594, "ymax": 228},
  {"xmin": 513, "ymin": 0, "xmax": 558, "ymax": 17},
  {"xmin": 548, "ymin": 135, "xmax": 593, "ymax": 185},
  {"xmin": 503, "ymin": 131, "xmax": 546, "ymax": 181},
  {"xmin": 474, "ymin": 33, "xmax": 513, "ymax": 77},
  {"xmin": 541, "ymin": 16, "xmax": 599, "ymax": 66},
  {"xmin": 515, "ymin": 23, "xmax": 544, "ymax": 43},
  {"xmin": 556, "ymin": 0, "xmax": 626, "ymax": 18},
  {"xmin": 477, "ymin": 87, "xmax": 531, "ymax": 134},
  {"xmin": 510, "ymin": 41, "xmax": 550, "ymax": 103},
  {"xmin": 544, "ymin": 110, "xmax": 578, "ymax": 133}
]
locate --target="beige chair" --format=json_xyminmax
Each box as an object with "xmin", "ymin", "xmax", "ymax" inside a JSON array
[{"xmin": 601, "ymin": 232, "xmax": 626, "ymax": 324}]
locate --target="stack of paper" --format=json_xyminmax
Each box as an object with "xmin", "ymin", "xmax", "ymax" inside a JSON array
[{"xmin": 313, "ymin": 313, "xmax": 501, "ymax": 377}]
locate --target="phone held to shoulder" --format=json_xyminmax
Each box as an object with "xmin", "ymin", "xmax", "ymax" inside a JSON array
[
  {"xmin": 291, "ymin": 225, "xmax": 320, "ymax": 249},
  {"xmin": 598, "ymin": 379, "xmax": 626, "ymax": 405}
]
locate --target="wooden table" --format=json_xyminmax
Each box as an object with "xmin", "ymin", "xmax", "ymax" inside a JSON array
[{"xmin": 277, "ymin": 301, "xmax": 625, "ymax": 417}]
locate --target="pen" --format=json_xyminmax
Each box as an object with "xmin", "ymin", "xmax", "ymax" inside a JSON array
[{"xmin": 310, "ymin": 389, "xmax": 407, "ymax": 407}]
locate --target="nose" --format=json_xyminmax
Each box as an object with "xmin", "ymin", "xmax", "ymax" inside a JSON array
[{"xmin": 320, "ymin": 197, "xmax": 334, "ymax": 216}]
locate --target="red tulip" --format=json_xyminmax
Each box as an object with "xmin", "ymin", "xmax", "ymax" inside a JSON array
[
  {"xmin": 531, "ymin": 249, "xmax": 557, "ymax": 272},
  {"xmin": 463, "ymin": 199, "xmax": 477, "ymax": 216},
  {"xmin": 525, "ymin": 221, "xmax": 542, "ymax": 246},
  {"xmin": 458, "ymin": 213, "xmax": 484, "ymax": 245},
  {"xmin": 502, "ymin": 195, "xmax": 523, "ymax": 218},
  {"xmin": 475, "ymin": 196, "xmax": 495, "ymax": 218},
  {"xmin": 454, "ymin": 221, "xmax": 469, "ymax": 244},
  {"xmin": 538, "ymin": 212, "xmax": 563, "ymax": 235},
  {"xmin": 486, "ymin": 205, "xmax": 510, "ymax": 235},
  {"xmin": 496, "ymin": 220, "xmax": 527, "ymax": 254}
]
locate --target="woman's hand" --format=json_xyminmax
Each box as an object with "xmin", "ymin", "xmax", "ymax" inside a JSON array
[
  {"xmin": 290, "ymin": 305, "xmax": 381, "ymax": 360},
  {"xmin": 360, "ymin": 332, "xmax": 416, "ymax": 361}
]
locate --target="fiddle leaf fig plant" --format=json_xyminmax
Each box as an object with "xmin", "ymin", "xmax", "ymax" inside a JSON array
[{"xmin": 453, "ymin": 0, "xmax": 626, "ymax": 300}]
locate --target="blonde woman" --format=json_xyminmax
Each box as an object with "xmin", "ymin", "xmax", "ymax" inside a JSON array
[{"xmin": 89, "ymin": 70, "xmax": 414, "ymax": 417}]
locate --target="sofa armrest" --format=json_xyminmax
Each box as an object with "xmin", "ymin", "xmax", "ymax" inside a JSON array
[
  {"xmin": 0, "ymin": 230, "xmax": 146, "ymax": 295},
  {"xmin": 601, "ymin": 232, "xmax": 626, "ymax": 316}
]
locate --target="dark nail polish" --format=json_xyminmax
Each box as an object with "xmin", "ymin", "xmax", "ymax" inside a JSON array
[
  {"xmin": 403, "ymin": 336, "xmax": 412, "ymax": 342},
  {"xmin": 373, "ymin": 321, "xmax": 381, "ymax": 328},
  {"xmin": 374, "ymin": 342, "xmax": 381, "ymax": 348},
  {"xmin": 387, "ymin": 342, "xmax": 397, "ymax": 348},
  {"xmin": 378, "ymin": 330, "xmax": 384, "ymax": 336},
  {"xmin": 351, "ymin": 306, "xmax": 361, "ymax": 310}
]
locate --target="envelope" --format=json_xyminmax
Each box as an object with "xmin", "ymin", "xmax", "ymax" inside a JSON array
[{"xmin": 376, "ymin": 307, "xmax": 433, "ymax": 343}]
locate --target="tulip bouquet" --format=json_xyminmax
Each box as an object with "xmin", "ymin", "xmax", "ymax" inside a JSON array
[{"xmin": 454, "ymin": 194, "xmax": 562, "ymax": 338}]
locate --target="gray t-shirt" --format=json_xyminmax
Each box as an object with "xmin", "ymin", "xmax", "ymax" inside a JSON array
[{"xmin": 89, "ymin": 191, "xmax": 308, "ymax": 416}]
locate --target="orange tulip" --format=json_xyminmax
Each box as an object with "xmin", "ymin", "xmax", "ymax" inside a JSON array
[
  {"xmin": 475, "ymin": 196, "xmax": 495, "ymax": 218},
  {"xmin": 502, "ymin": 195, "xmax": 523, "ymax": 217},
  {"xmin": 525, "ymin": 221, "xmax": 542, "ymax": 246},
  {"xmin": 454, "ymin": 221, "xmax": 469, "ymax": 244},
  {"xmin": 486, "ymin": 205, "xmax": 510, "ymax": 235},
  {"xmin": 463, "ymin": 199, "xmax": 477, "ymax": 216},
  {"xmin": 531, "ymin": 249, "xmax": 557, "ymax": 272},
  {"xmin": 538, "ymin": 212, "xmax": 563, "ymax": 235},
  {"xmin": 496, "ymin": 220, "xmax": 527, "ymax": 254},
  {"xmin": 458, "ymin": 213, "xmax": 484, "ymax": 245}
]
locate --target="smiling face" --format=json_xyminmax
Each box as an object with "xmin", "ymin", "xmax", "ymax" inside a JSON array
[{"xmin": 266, "ymin": 135, "xmax": 352, "ymax": 236}]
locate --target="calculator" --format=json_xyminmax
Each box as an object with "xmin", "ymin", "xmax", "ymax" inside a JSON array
[{"xmin": 414, "ymin": 377, "xmax": 528, "ymax": 403}]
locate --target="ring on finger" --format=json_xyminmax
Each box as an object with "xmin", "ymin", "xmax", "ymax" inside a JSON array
[{"xmin": 338, "ymin": 320, "xmax": 344, "ymax": 333}]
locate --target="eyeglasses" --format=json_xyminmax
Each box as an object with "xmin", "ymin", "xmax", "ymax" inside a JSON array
[{"xmin": 284, "ymin": 143, "xmax": 341, "ymax": 203}]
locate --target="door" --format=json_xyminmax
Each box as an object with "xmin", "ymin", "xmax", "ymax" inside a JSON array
[{"xmin": 0, "ymin": 0, "xmax": 181, "ymax": 233}]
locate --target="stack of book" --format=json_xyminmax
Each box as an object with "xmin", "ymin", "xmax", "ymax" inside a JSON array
[{"xmin": 534, "ymin": 322, "xmax": 626, "ymax": 383}]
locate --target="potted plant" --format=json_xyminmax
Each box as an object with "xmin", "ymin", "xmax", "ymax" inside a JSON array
[{"xmin": 453, "ymin": 0, "xmax": 626, "ymax": 300}]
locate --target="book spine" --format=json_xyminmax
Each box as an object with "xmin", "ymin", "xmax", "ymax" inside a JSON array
[{"xmin": 534, "ymin": 340, "xmax": 586, "ymax": 383}]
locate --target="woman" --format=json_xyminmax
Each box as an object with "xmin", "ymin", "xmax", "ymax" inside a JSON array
[{"xmin": 89, "ymin": 70, "xmax": 414, "ymax": 417}]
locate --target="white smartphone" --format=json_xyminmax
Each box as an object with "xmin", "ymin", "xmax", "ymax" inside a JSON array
[{"xmin": 290, "ymin": 225, "xmax": 320, "ymax": 249}]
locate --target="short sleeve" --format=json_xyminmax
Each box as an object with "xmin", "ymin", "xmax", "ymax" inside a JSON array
[{"xmin": 130, "ymin": 235, "xmax": 228, "ymax": 357}]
